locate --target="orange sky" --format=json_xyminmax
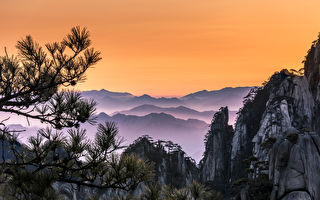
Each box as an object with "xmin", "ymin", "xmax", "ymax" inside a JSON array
[{"xmin": 1, "ymin": 0, "xmax": 320, "ymax": 97}]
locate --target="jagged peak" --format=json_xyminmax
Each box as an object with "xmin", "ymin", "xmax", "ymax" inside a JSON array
[{"xmin": 210, "ymin": 106, "xmax": 229, "ymax": 127}]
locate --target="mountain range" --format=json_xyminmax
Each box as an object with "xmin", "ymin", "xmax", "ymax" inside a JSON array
[
  {"xmin": 112, "ymin": 104, "xmax": 238, "ymax": 124},
  {"xmin": 3, "ymin": 87, "xmax": 252, "ymax": 162},
  {"xmin": 81, "ymin": 112, "xmax": 209, "ymax": 161},
  {"xmin": 79, "ymin": 87, "xmax": 251, "ymax": 160},
  {"xmin": 81, "ymin": 87, "xmax": 251, "ymax": 114}
]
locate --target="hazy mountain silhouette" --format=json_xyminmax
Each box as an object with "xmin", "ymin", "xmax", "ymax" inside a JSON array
[
  {"xmin": 81, "ymin": 87, "xmax": 252, "ymax": 114},
  {"xmin": 181, "ymin": 87, "xmax": 252, "ymax": 111},
  {"xmin": 113, "ymin": 104, "xmax": 238, "ymax": 124},
  {"xmin": 5, "ymin": 87, "xmax": 251, "ymax": 162},
  {"xmin": 82, "ymin": 112, "xmax": 209, "ymax": 161}
]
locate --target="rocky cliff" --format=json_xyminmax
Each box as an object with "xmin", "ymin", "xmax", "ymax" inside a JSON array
[
  {"xmin": 199, "ymin": 106, "xmax": 233, "ymax": 192},
  {"xmin": 124, "ymin": 135, "xmax": 199, "ymax": 188},
  {"xmin": 230, "ymin": 36, "xmax": 320, "ymax": 199},
  {"xmin": 269, "ymin": 128, "xmax": 320, "ymax": 200},
  {"xmin": 231, "ymin": 82, "xmax": 274, "ymax": 181},
  {"xmin": 123, "ymin": 36, "xmax": 320, "ymax": 199},
  {"xmin": 124, "ymin": 107, "xmax": 233, "ymax": 193}
]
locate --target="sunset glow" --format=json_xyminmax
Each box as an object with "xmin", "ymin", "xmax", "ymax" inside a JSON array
[{"xmin": 1, "ymin": 0, "xmax": 320, "ymax": 96}]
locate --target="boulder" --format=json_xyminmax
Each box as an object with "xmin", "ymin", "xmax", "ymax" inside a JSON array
[{"xmin": 269, "ymin": 131, "xmax": 320, "ymax": 199}]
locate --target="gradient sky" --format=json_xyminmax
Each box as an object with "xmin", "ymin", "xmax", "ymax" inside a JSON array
[{"xmin": 1, "ymin": 0, "xmax": 320, "ymax": 97}]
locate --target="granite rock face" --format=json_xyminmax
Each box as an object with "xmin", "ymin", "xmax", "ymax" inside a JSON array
[
  {"xmin": 199, "ymin": 107, "xmax": 234, "ymax": 192},
  {"xmin": 231, "ymin": 79, "xmax": 276, "ymax": 181},
  {"xmin": 252, "ymin": 74, "xmax": 314, "ymax": 166},
  {"xmin": 269, "ymin": 130, "xmax": 320, "ymax": 200}
]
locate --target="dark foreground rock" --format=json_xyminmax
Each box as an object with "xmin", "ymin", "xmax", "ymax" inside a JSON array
[{"xmin": 269, "ymin": 129, "xmax": 320, "ymax": 200}]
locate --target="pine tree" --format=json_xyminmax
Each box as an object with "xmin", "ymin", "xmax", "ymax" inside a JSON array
[{"xmin": 0, "ymin": 27, "xmax": 154, "ymax": 199}]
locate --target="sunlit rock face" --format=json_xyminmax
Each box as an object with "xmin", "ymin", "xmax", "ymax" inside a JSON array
[
  {"xmin": 231, "ymin": 76, "xmax": 276, "ymax": 181},
  {"xmin": 252, "ymin": 74, "xmax": 314, "ymax": 165},
  {"xmin": 199, "ymin": 107, "xmax": 234, "ymax": 192}
]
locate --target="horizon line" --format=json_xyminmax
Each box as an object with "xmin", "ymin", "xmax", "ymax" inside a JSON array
[{"xmin": 79, "ymin": 85, "xmax": 256, "ymax": 98}]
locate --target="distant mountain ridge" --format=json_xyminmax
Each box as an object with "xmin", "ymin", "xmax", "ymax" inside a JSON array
[
  {"xmin": 113, "ymin": 104, "xmax": 238, "ymax": 124},
  {"xmin": 81, "ymin": 112, "xmax": 209, "ymax": 161},
  {"xmin": 82, "ymin": 87, "xmax": 252, "ymax": 114},
  {"xmin": 112, "ymin": 104, "xmax": 215, "ymax": 123},
  {"xmin": 10, "ymin": 111, "xmax": 209, "ymax": 162},
  {"xmin": 4, "ymin": 86, "xmax": 252, "ymax": 163}
]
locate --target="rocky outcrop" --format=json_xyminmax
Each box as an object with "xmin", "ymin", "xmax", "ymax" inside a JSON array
[
  {"xmin": 126, "ymin": 107, "xmax": 234, "ymax": 193},
  {"xmin": 252, "ymin": 74, "xmax": 314, "ymax": 166},
  {"xmin": 230, "ymin": 36, "xmax": 320, "ymax": 199},
  {"xmin": 269, "ymin": 128, "xmax": 320, "ymax": 200},
  {"xmin": 122, "ymin": 36, "xmax": 320, "ymax": 199},
  {"xmin": 199, "ymin": 107, "xmax": 233, "ymax": 192},
  {"xmin": 231, "ymin": 77, "xmax": 277, "ymax": 181},
  {"xmin": 124, "ymin": 135, "xmax": 199, "ymax": 188}
]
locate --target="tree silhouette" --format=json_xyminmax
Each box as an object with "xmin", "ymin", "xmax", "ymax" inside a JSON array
[
  {"xmin": 0, "ymin": 27, "xmax": 154, "ymax": 199},
  {"xmin": 0, "ymin": 26, "xmax": 100, "ymax": 129}
]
